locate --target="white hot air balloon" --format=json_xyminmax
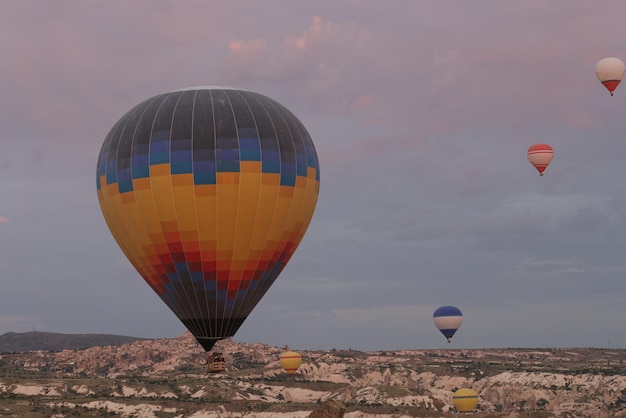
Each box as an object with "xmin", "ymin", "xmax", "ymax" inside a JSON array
[{"xmin": 595, "ymin": 57, "xmax": 626, "ymax": 96}]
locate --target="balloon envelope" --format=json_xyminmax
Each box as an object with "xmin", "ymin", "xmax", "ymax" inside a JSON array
[
  {"xmin": 527, "ymin": 143, "xmax": 553, "ymax": 176},
  {"xmin": 433, "ymin": 306, "xmax": 463, "ymax": 342},
  {"xmin": 595, "ymin": 57, "xmax": 625, "ymax": 96},
  {"xmin": 97, "ymin": 86, "xmax": 320, "ymax": 351},
  {"xmin": 453, "ymin": 388, "xmax": 478, "ymax": 413},
  {"xmin": 280, "ymin": 351, "xmax": 302, "ymax": 375}
]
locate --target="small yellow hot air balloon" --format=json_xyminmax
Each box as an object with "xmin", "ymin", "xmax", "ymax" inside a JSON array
[
  {"xmin": 453, "ymin": 388, "xmax": 478, "ymax": 413},
  {"xmin": 279, "ymin": 351, "xmax": 302, "ymax": 375}
]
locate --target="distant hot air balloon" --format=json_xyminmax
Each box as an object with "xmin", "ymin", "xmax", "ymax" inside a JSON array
[
  {"xmin": 97, "ymin": 86, "xmax": 320, "ymax": 354},
  {"xmin": 453, "ymin": 388, "xmax": 479, "ymax": 413},
  {"xmin": 433, "ymin": 306, "xmax": 463, "ymax": 343},
  {"xmin": 280, "ymin": 351, "xmax": 302, "ymax": 375},
  {"xmin": 595, "ymin": 57, "xmax": 625, "ymax": 96},
  {"xmin": 527, "ymin": 144, "xmax": 554, "ymax": 176}
]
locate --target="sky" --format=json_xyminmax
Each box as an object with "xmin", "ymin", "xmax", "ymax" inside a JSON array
[{"xmin": 2, "ymin": 1, "xmax": 626, "ymax": 352}]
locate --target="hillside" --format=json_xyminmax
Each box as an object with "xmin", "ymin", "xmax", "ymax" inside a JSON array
[
  {"xmin": 0, "ymin": 331, "xmax": 146, "ymax": 353},
  {"xmin": 1, "ymin": 333, "xmax": 626, "ymax": 417}
]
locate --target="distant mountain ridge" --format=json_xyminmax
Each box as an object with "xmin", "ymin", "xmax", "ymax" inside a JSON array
[{"xmin": 0, "ymin": 331, "xmax": 146, "ymax": 352}]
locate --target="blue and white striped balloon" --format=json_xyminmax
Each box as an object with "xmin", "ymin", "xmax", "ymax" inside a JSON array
[{"xmin": 433, "ymin": 306, "xmax": 463, "ymax": 343}]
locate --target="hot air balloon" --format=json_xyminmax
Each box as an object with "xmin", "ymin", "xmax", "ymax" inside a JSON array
[
  {"xmin": 595, "ymin": 57, "xmax": 625, "ymax": 96},
  {"xmin": 527, "ymin": 144, "xmax": 554, "ymax": 176},
  {"xmin": 433, "ymin": 306, "xmax": 463, "ymax": 343},
  {"xmin": 280, "ymin": 350, "xmax": 302, "ymax": 375},
  {"xmin": 96, "ymin": 86, "xmax": 320, "ymax": 355},
  {"xmin": 453, "ymin": 388, "xmax": 478, "ymax": 413}
]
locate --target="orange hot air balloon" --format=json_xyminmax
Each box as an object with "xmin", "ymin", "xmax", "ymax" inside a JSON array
[
  {"xmin": 96, "ymin": 86, "xmax": 320, "ymax": 352},
  {"xmin": 595, "ymin": 57, "xmax": 626, "ymax": 96},
  {"xmin": 527, "ymin": 144, "xmax": 554, "ymax": 176},
  {"xmin": 280, "ymin": 351, "xmax": 302, "ymax": 375}
]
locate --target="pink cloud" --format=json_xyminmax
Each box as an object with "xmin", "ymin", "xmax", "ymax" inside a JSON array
[
  {"xmin": 351, "ymin": 95, "xmax": 375, "ymax": 111},
  {"xmin": 284, "ymin": 16, "xmax": 348, "ymax": 51},
  {"xmin": 222, "ymin": 15, "xmax": 380, "ymax": 115},
  {"xmin": 1, "ymin": 1, "xmax": 625, "ymax": 156},
  {"xmin": 0, "ymin": 216, "xmax": 9, "ymax": 223},
  {"xmin": 229, "ymin": 39, "xmax": 271, "ymax": 56}
]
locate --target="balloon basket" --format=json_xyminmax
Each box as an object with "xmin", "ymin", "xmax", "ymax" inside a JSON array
[{"xmin": 206, "ymin": 352, "xmax": 226, "ymax": 373}]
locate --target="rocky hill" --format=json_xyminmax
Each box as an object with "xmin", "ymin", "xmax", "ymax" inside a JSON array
[
  {"xmin": 0, "ymin": 331, "xmax": 146, "ymax": 352},
  {"xmin": 1, "ymin": 332, "xmax": 626, "ymax": 417}
]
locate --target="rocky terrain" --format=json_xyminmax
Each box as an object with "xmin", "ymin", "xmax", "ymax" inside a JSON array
[
  {"xmin": 0, "ymin": 331, "xmax": 146, "ymax": 353},
  {"xmin": 1, "ymin": 332, "xmax": 626, "ymax": 417}
]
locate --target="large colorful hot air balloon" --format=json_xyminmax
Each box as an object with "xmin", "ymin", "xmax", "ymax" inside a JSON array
[
  {"xmin": 453, "ymin": 388, "xmax": 478, "ymax": 413},
  {"xmin": 280, "ymin": 350, "xmax": 302, "ymax": 375},
  {"xmin": 433, "ymin": 306, "xmax": 463, "ymax": 343},
  {"xmin": 527, "ymin": 144, "xmax": 554, "ymax": 176},
  {"xmin": 595, "ymin": 57, "xmax": 625, "ymax": 96},
  {"xmin": 97, "ymin": 86, "xmax": 320, "ymax": 353}
]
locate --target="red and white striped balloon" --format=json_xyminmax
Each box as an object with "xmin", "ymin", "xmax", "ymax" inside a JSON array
[{"xmin": 527, "ymin": 144, "xmax": 554, "ymax": 176}]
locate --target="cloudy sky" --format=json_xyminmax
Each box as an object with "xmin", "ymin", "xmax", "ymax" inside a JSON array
[{"xmin": 2, "ymin": 1, "xmax": 626, "ymax": 352}]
